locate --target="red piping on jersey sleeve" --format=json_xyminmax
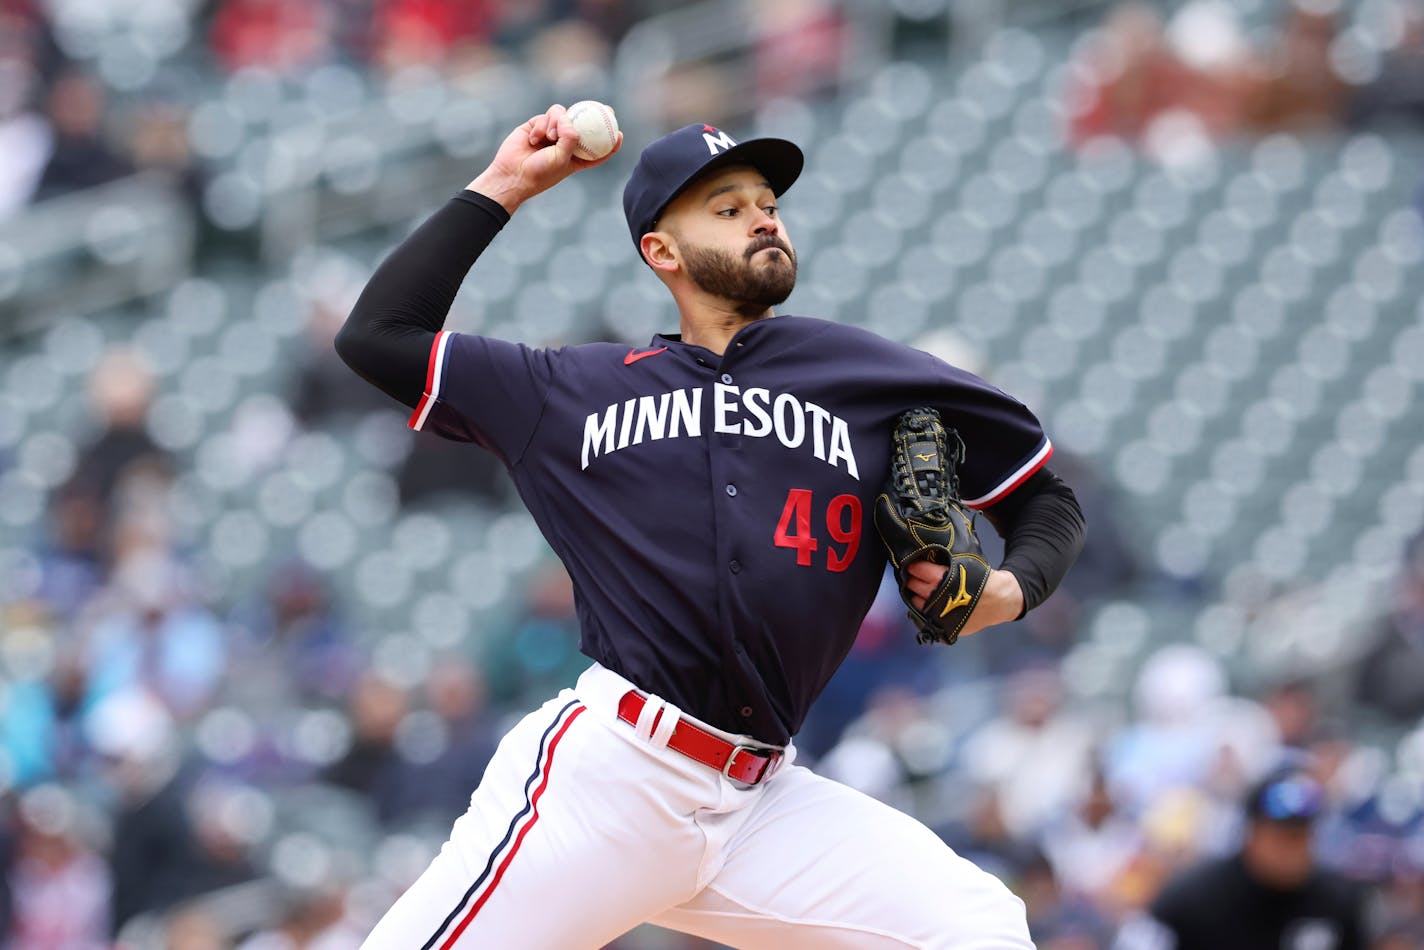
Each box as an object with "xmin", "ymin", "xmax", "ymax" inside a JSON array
[
  {"xmin": 963, "ymin": 438, "xmax": 1054, "ymax": 509},
  {"xmin": 408, "ymin": 330, "xmax": 452, "ymax": 431}
]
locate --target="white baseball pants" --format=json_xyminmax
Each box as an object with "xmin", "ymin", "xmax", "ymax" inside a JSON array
[{"xmin": 362, "ymin": 663, "xmax": 1032, "ymax": 949}]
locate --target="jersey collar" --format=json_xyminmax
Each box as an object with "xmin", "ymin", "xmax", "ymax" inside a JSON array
[{"xmin": 652, "ymin": 314, "xmax": 786, "ymax": 361}]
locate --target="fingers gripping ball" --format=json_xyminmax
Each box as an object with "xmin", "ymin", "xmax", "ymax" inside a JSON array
[
  {"xmin": 567, "ymin": 100, "xmax": 619, "ymax": 160},
  {"xmin": 873, "ymin": 409, "xmax": 991, "ymax": 646}
]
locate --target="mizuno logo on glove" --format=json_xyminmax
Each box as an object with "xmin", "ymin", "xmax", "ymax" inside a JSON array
[{"xmin": 940, "ymin": 565, "xmax": 973, "ymax": 617}]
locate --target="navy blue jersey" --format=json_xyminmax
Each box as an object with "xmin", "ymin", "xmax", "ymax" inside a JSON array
[{"xmin": 409, "ymin": 315, "xmax": 1051, "ymax": 744}]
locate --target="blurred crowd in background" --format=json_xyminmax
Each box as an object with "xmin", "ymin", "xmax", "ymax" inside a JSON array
[
  {"xmin": 8, "ymin": 0, "xmax": 1424, "ymax": 226},
  {"xmin": 5, "ymin": 0, "xmax": 1424, "ymax": 948},
  {"xmin": 0, "ymin": 0, "xmax": 651, "ymax": 223},
  {"xmin": 0, "ymin": 0, "xmax": 850, "ymax": 227},
  {"xmin": 1066, "ymin": 0, "xmax": 1424, "ymax": 163}
]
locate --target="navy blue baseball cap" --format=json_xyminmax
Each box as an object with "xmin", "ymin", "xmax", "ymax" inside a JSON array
[
  {"xmin": 1246, "ymin": 771, "xmax": 1325, "ymax": 824},
  {"xmin": 622, "ymin": 122, "xmax": 804, "ymax": 259}
]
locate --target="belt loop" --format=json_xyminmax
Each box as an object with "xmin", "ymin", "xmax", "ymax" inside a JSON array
[
  {"xmin": 634, "ymin": 695, "xmax": 664, "ymax": 742},
  {"xmin": 650, "ymin": 702, "xmax": 681, "ymax": 750}
]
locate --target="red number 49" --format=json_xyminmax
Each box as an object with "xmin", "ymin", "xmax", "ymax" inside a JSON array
[{"xmin": 773, "ymin": 488, "xmax": 862, "ymax": 573}]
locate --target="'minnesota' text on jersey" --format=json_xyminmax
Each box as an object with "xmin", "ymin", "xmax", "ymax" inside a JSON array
[{"xmin": 408, "ymin": 316, "xmax": 1050, "ymax": 745}]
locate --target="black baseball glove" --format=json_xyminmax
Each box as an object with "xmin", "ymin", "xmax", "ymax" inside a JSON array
[{"xmin": 873, "ymin": 408, "xmax": 990, "ymax": 646}]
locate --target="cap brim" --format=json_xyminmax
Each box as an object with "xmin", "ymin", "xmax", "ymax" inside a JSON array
[{"xmin": 653, "ymin": 137, "xmax": 804, "ymax": 227}]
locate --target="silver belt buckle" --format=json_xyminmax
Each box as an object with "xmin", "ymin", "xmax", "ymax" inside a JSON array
[{"xmin": 722, "ymin": 745, "xmax": 772, "ymax": 784}]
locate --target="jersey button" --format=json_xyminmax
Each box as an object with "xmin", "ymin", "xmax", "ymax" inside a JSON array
[
  {"xmin": 725, "ymin": 484, "xmax": 737, "ymax": 497},
  {"xmin": 720, "ymin": 373, "xmax": 733, "ymax": 384},
  {"xmin": 739, "ymin": 706, "xmax": 754, "ymax": 718},
  {"xmin": 729, "ymin": 559, "xmax": 741, "ymax": 574}
]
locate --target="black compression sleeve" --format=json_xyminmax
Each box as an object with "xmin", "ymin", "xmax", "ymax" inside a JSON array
[
  {"xmin": 981, "ymin": 467, "xmax": 1087, "ymax": 616},
  {"xmin": 334, "ymin": 191, "xmax": 511, "ymax": 408}
]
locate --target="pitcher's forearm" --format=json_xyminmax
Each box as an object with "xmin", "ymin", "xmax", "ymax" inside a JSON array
[{"xmin": 334, "ymin": 192, "xmax": 509, "ymax": 407}]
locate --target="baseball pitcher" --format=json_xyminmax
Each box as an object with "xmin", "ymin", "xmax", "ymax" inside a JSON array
[{"xmin": 337, "ymin": 103, "xmax": 1086, "ymax": 948}]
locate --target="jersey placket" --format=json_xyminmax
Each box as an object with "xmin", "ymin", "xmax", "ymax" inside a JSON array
[{"xmin": 696, "ymin": 346, "xmax": 762, "ymax": 732}]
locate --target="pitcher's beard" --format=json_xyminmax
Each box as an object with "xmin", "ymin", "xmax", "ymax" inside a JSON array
[{"xmin": 682, "ymin": 240, "xmax": 797, "ymax": 318}]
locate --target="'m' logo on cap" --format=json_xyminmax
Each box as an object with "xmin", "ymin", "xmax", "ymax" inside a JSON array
[{"xmin": 702, "ymin": 126, "xmax": 736, "ymax": 155}]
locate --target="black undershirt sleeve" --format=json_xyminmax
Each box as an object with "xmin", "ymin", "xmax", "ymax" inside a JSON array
[
  {"xmin": 334, "ymin": 191, "xmax": 511, "ymax": 408},
  {"xmin": 980, "ymin": 467, "xmax": 1087, "ymax": 617}
]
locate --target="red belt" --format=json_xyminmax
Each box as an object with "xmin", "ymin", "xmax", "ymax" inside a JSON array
[{"xmin": 616, "ymin": 691, "xmax": 783, "ymax": 786}]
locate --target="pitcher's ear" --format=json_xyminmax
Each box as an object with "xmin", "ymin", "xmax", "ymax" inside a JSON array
[{"xmin": 641, "ymin": 231, "xmax": 678, "ymax": 272}]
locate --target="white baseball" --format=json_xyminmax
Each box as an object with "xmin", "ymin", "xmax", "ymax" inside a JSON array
[{"xmin": 566, "ymin": 100, "xmax": 619, "ymax": 161}]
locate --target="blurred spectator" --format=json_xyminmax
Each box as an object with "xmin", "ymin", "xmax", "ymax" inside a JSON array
[
  {"xmin": 30, "ymin": 483, "xmax": 107, "ymax": 619},
  {"xmin": 236, "ymin": 885, "xmax": 362, "ymax": 950},
  {"xmin": 66, "ymin": 347, "xmax": 172, "ymax": 515},
  {"xmin": 392, "ymin": 660, "xmax": 499, "ymax": 824},
  {"xmin": 1105, "ymin": 645, "xmax": 1278, "ymax": 815},
  {"xmin": 1348, "ymin": 4, "xmax": 1424, "ymax": 130},
  {"xmin": 185, "ymin": 784, "xmax": 265, "ymax": 896},
  {"xmin": 485, "ymin": 0, "xmax": 630, "ymax": 78},
  {"xmin": 1040, "ymin": 765, "xmax": 1142, "ymax": 909},
  {"xmin": 323, "ymin": 0, "xmax": 378, "ymax": 62},
  {"xmin": 85, "ymin": 548, "xmax": 227, "ymax": 719},
  {"xmin": 1355, "ymin": 531, "xmax": 1424, "ymax": 721},
  {"xmin": 961, "ymin": 667, "xmax": 1097, "ymax": 840},
  {"xmin": 1019, "ymin": 849, "xmax": 1114, "ymax": 948},
  {"xmin": 1128, "ymin": 786, "xmax": 1227, "ymax": 905},
  {"xmin": 485, "ymin": 563, "xmax": 585, "ymax": 706},
  {"xmin": 210, "ymin": 0, "xmax": 332, "ymax": 75},
  {"xmin": 0, "ymin": 0, "xmax": 61, "ymax": 72},
  {"xmin": 753, "ymin": 0, "xmax": 847, "ymax": 104},
  {"xmin": 524, "ymin": 17, "xmax": 612, "ymax": 94},
  {"xmin": 290, "ymin": 297, "xmax": 400, "ymax": 428},
  {"xmin": 0, "ymin": 99, "xmax": 48, "ymax": 218},
  {"xmin": 0, "ymin": 807, "xmax": 12, "ymax": 940},
  {"xmin": 1115, "ymin": 768, "xmax": 1369, "ymax": 950},
  {"xmin": 979, "ymin": 591, "xmax": 1082, "ymax": 677},
  {"xmin": 1236, "ymin": 1, "xmax": 1346, "ymax": 136},
  {"xmin": 371, "ymin": 0, "xmax": 495, "ymax": 74},
  {"xmin": 1262, "ymin": 678, "xmax": 1323, "ymax": 750},
  {"xmin": 1067, "ymin": 3, "xmax": 1234, "ymax": 149},
  {"xmin": 817, "ymin": 686, "xmax": 932, "ymax": 810},
  {"xmin": 649, "ymin": 60, "xmax": 737, "ymax": 129},
  {"xmin": 1373, "ymin": 857, "xmax": 1424, "ymax": 950},
  {"xmin": 321, "ymin": 674, "xmax": 410, "ymax": 825},
  {"xmin": 0, "ymin": 644, "xmax": 98, "ymax": 788},
  {"xmin": 32, "ymin": 72, "xmax": 134, "ymax": 202},
  {"xmin": 0, "ymin": 8, "xmax": 51, "ymax": 218},
  {"xmin": 496, "ymin": 0, "xmax": 563, "ymax": 49},
  {"xmin": 128, "ymin": 100, "xmax": 204, "ymax": 207},
  {"xmin": 568, "ymin": 0, "xmax": 636, "ymax": 46},
  {"xmin": 3, "ymin": 786, "xmax": 110, "ymax": 950},
  {"xmin": 936, "ymin": 786, "xmax": 1042, "ymax": 887},
  {"xmin": 229, "ymin": 559, "xmax": 361, "ymax": 710},
  {"xmin": 85, "ymin": 690, "xmax": 205, "ymax": 933},
  {"xmin": 1071, "ymin": 0, "xmax": 1355, "ymax": 156},
  {"xmin": 1376, "ymin": 920, "xmax": 1424, "ymax": 950},
  {"xmin": 162, "ymin": 907, "xmax": 228, "ymax": 950}
]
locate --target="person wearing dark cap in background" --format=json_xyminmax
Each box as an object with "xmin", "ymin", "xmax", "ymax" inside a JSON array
[{"xmin": 1115, "ymin": 768, "xmax": 1369, "ymax": 950}]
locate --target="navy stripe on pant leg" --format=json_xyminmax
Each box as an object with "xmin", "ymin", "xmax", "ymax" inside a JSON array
[{"xmin": 420, "ymin": 699, "xmax": 582, "ymax": 950}]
